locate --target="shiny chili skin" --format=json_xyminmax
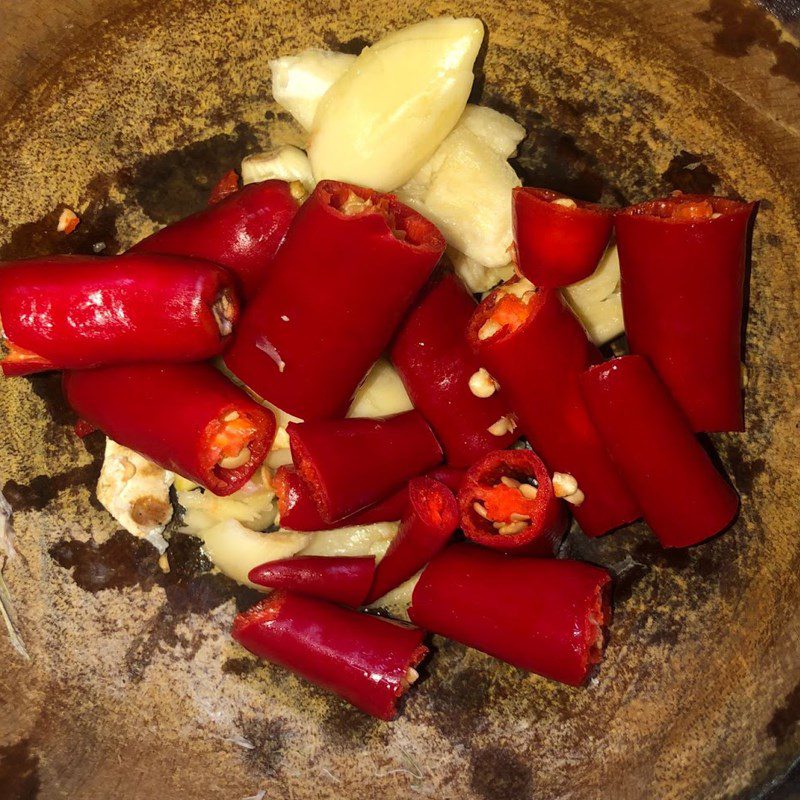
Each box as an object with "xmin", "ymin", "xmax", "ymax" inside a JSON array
[
  {"xmin": 615, "ymin": 194, "xmax": 756, "ymax": 432},
  {"xmin": 458, "ymin": 449, "xmax": 567, "ymax": 555},
  {"xmin": 288, "ymin": 410, "xmax": 443, "ymax": 523},
  {"xmin": 408, "ymin": 543, "xmax": 611, "ymax": 686},
  {"xmin": 232, "ymin": 591, "xmax": 428, "ymax": 720},
  {"xmin": 132, "ymin": 180, "xmax": 299, "ymax": 300},
  {"xmin": 468, "ymin": 282, "xmax": 640, "ymax": 537},
  {"xmin": 63, "ymin": 362, "xmax": 276, "ymax": 496},
  {"xmin": 0, "ymin": 254, "xmax": 238, "ymax": 376},
  {"xmin": 365, "ymin": 477, "xmax": 459, "ymax": 604},
  {"xmin": 390, "ymin": 272, "xmax": 518, "ymax": 466},
  {"xmin": 224, "ymin": 181, "xmax": 446, "ymax": 420},
  {"xmin": 248, "ymin": 555, "xmax": 376, "ymax": 606},
  {"xmin": 513, "ymin": 187, "xmax": 614, "ymax": 288},
  {"xmin": 274, "ymin": 464, "xmax": 464, "ymax": 532},
  {"xmin": 579, "ymin": 355, "xmax": 739, "ymax": 548}
]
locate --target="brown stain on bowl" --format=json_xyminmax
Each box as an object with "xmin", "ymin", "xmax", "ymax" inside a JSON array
[
  {"xmin": 0, "ymin": 739, "xmax": 40, "ymax": 800},
  {"xmin": 696, "ymin": 0, "xmax": 800, "ymax": 82}
]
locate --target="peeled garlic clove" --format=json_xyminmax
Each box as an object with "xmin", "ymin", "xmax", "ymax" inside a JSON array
[
  {"xmin": 200, "ymin": 520, "xmax": 309, "ymax": 590},
  {"xmin": 241, "ymin": 145, "xmax": 315, "ymax": 192},
  {"xmin": 561, "ymin": 243, "xmax": 624, "ymax": 345},
  {"xmin": 456, "ymin": 105, "xmax": 525, "ymax": 158},
  {"xmin": 347, "ymin": 358, "xmax": 413, "ymax": 419},
  {"xmin": 270, "ymin": 49, "xmax": 356, "ymax": 131},
  {"xmin": 308, "ymin": 17, "xmax": 484, "ymax": 191},
  {"xmin": 398, "ymin": 119, "xmax": 521, "ymax": 268},
  {"xmin": 447, "ymin": 247, "xmax": 515, "ymax": 294}
]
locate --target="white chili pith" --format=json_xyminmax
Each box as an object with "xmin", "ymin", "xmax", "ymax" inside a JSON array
[
  {"xmin": 551, "ymin": 197, "xmax": 577, "ymax": 209},
  {"xmin": 469, "ymin": 368, "xmax": 499, "ymax": 398},
  {"xmin": 212, "ymin": 290, "xmax": 236, "ymax": 337},
  {"xmin": 552, "ymin": 471, "xmax": 584, "ymax": 506}
]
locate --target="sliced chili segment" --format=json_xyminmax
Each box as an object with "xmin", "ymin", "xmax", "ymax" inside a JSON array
[
  {"xmin": 513, "ymin": 187, "xmax": 614, "ymax": 287},
  {"xmin": 579, "ymin": 355, "xmax": 739, "ymax": 547},
  {"xmin": 408, "ymin": 543, "xmax": 611, "ymax": 686},
  {"xmin": 224, "ymin": 180, "xmax": 445, "ymax": 420},
  {"xmin": 458, "ymin": 449, "xmax": 567, "ymax": 555},
  {"xmin": 133, "ymin": 179, "xmax": 299, "ymax": 300},
  {"xmin": 0, "ymin": 253, "xmax": 239, "ymax": 376},
  {"xmin": 390, "ymin": 272, "xmax": 518, "ymax": 466},
  {"xmin": 615, "ymin": 193, "xmax": 756, "ymax": 432},
  {"xmin": 248, "ymin": 555, "xmax": 376, "ymax": 606},
  {"xmin": 232, "ymin": 591, "xmax": 428, "ymax": 720},
  {"xmin": 366, "ymin": 477, "xmax": 459, "ymax": 604},
  {"xmin": 63, "ymin": 362, "xmax": 275, "ymax": 496},
  {"xmin": 287, "ymin": 410, "xmax": 443, "ymax": 524},
  {"xmin": 275, "ymin": 464, "xmax": 464, "ymax": 532}
]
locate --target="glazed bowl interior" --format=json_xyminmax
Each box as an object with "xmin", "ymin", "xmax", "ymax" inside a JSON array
[{"xmin": 1, "ymin": 1, "xmax": 799, "ymax": 799}]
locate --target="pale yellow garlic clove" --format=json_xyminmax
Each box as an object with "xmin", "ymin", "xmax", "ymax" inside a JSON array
[
  {"xmin": 200, "ymin": 521, "xmax": 309, "ymax": 590},
  {"xmin": 270, "ymin": 49, "xmax": 356, "ymax": 131},
  {"xmin": 562, "ymin": 242, "xmax": 624, "ymax": 345},
  {"xmin": 398, "ymin": 105, "xmax": 523, "ymax": 268},
  {"xmin": 241, "ymin": 146, "xmax": 315, "ymax": 192},
  {"xmin": 308, "ymin": 17, "xmax": 484, "ymax": 191},
  {"xmin": 347, "ymin": 358, "xmax": 413, "ymax": 419}
]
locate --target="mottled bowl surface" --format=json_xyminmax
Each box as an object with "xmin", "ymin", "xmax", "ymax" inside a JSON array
[{"xmin": 1, "ymin": 1, "xmax": 800, "ymax": 798}]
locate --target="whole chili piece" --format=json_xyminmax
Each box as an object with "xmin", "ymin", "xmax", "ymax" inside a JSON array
[
  {"xmin": 132, "ymin": 180, "xmax": 299, "ymax": 300},
  {"xmin": 287, "ymin": 410, "xmax": 443, "ymax": 523},
  {"xmin": 458, "ymin": 449, "xmax": 567, "ymax": 555},
  {"xmin": 365, "ymin": 477, "xmax": 459, "ymax": 604},
  {"xmin": 513, "ymin": 187, "xmax": 614, "ymax": 288},
  {"xmin": 615, "ymin": 193, "xmax": 756, "ymax": 432},
  {"xmin": 0, "ymin": 254, "xmax": 238, "ymax": 376},
  {"xmin": 468, "ymin": 280, "xmax": 640, "ymax": 537},
  {"xmin": 274, "ymin": 464, "xmax": 464, "ymax": 532},
  {"xmin": 248, "ymin": 555, "xmax": 376, "ymax": 606},
  {"xmin": 232, "ymin": 591, "xmax": 428, "ymax": 720},
  {"xmin": 224, "ymin": 181, "xmax": 446, "ymax": 420},
  {"xmin": 63, "ymin": 362, "xmax": 275, "ymax": 496},
  {"xmin": 408, "ymin": 543, "xmax": 611, "ymax": 686},
  {"xmin": 390, "ymin": 272, "xmax": 518, "ymax": 466},
  {"xmin": 579, "ymin": 355, "xmax": 739, "ymax": 548}
]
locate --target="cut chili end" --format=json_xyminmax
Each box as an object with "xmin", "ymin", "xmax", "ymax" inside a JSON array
[
  {"xmin": 583, "ymin": 577, "xmax": 612, "ymax": 673},
  {"xmin": 620, "ymin": 193, "xmax": 750, "ymax": 223},
  {"xmin": 0, "ymin": 338, "xmax": 54, "ymax": 373},
  {"xmin": 232, "ymin": 593, "xmax": 288, "ymax": 639},
  {"xmin": 210, "ymin": 411, "xmax": 259, "ymax": 469}
]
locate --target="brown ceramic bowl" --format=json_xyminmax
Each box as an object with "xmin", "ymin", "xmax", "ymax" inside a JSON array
[{"xmin": 1, "ymin": 1, "xmax": 800, "ymax": 798}]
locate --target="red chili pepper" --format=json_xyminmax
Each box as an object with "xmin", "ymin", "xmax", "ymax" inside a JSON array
[
  {"xmin": 0, "ymin": 254, "xmax": 238, "ymax": 376},
  {"xmin": 274, "ymin": 464, "xmax": 464, "ymax": 532},
  {"xmin": 232, "ymin": 591, "xmax": 428, "ymax": 720},
  {"xmin": 63, "ymin": 362, "xmax": 276, "ymax": 496},
  {"xmin": 207, "ymin": 169, "xmax": 241, "ymax": 206},
  {"xmin": 224, "ymin": 181, "xmax": 446, "ymax": 420},
  {"xmin": 579, "ymin": 355, "xmax": 739, "ymax": 548},
  {"xmin": 468, "ymin": 282, "xmax": 640, "ymax": 537},
  {"xmin": 390, "ymin": 272, "xmax": 518, "ymax": 466},
  {"xmin": 248, "ymin": 555, "xmax": 376, "ymax": 606},
  {"xmin": 365, "ymin": 477, "xmax": 459, "ymax": 604},
  {"xmin": 288, "ymin": 410, "xmax": 443, "ymax": 524},
  {"xmin": 408, "ymin": 543, "xmax": 611, "ymax": 686},
  {"xmin": 615, "ymin": 193, "xmax": 756, "ymax": 432},
  {"xmin": 512, "ymin": 187, "xmax": 614, "ymax": 288},
  {"xmin": 132, "ymin": 180, "xmax": 299, "ymax": 300},
  {"xmin": 458, "ymin": 449, "xmax": 567, "ymax": 555}
]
